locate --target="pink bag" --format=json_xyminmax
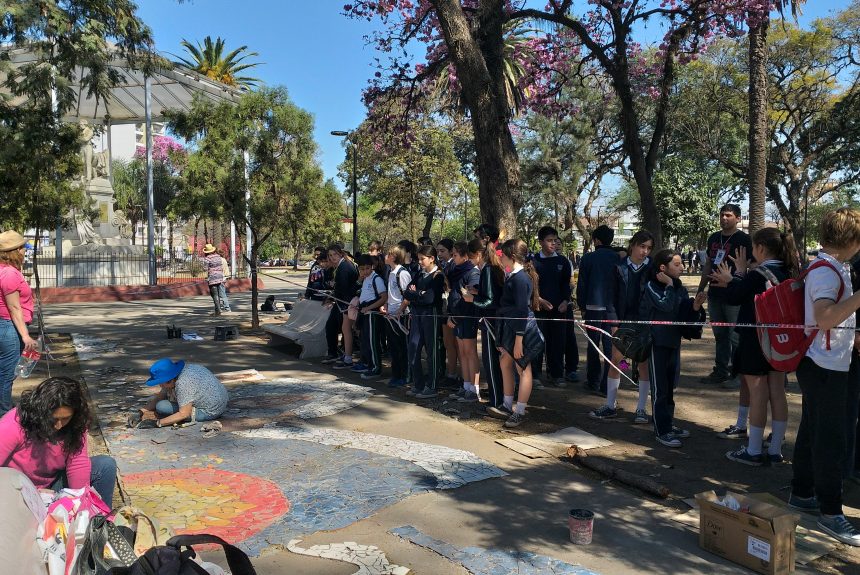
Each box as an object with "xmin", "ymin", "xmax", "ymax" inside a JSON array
[{"xmin": 47, "ymin": 486, "xmax": 110, "ymax": 521}]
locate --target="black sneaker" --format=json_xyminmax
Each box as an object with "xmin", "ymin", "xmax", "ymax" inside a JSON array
[
  {"xmin": 589, "ymin": 405, "xmax": 617, "ymax": 420},
  {"xmin": 657, "ymin": 433, "xmax": 682, "ymax": 448},
  {"xmin": 671, "ymin": 425, "xmax": 690, "ymax": 439},
  {"xmin": 504, "ymin": 412, "xmax": 526, "ymax": 428},
  {"xmin": 717, "ymin": 425, "xmax": 747, "ymax": 439},
  {"xmin": 726, "ymin": 446, "xmax": 764, "ymax": 467},
  {"xmin": 487, "ymin": 405, "xmax": 513, "ymax": 420},
  {"xmin": 321, "ymin": 354, "xmax": 340, "ymax": 364},
  {"xmin": 787, "ymin": 493, "xmax": 820, "ymax": 513},
  {"xmin": 817, "ymin": 514, "xmax": 860, "ymax": 546},
  {"xmin": 415, "ymin": 387, "xmax": 438, "ymax": 399}
]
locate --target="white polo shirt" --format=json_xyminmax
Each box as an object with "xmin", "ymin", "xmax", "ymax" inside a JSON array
[
  {"xmin": 804, "ymin": 252, "xmax": 855, "ymax": 372},
  {"xmin": 386, "ymin": 265, "xmax": 412, "ymax": 315}
]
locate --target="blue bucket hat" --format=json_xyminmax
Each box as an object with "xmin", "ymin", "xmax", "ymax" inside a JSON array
[{"xmin": 145, "ymin": 358, "xmax": 185, "ymax": 386}]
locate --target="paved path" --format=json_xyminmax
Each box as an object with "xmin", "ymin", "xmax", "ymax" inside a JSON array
[{"xmin": 37, "ymin": 275, "xmax": 828, "ymax": 574}]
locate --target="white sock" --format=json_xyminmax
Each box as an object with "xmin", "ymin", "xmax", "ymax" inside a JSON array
[
  {"xmin": 515, "ymin": 401, "xmax": 527, "ymax": 415},
  {"xmin": 605, "ymin": 377, "xmax": 621, "ymax": 409},
  {"xmin": 463, "ymin": 381, "xmax": 471, "ymax": 391},
  {"xmin": 636, "ymin": 379, "xmax": 650, "ymax": 412},
  {"xmin": 343, "ymin": 354, "xmax": 353, "ymax": 364},
  {"xmin": 747, "ymin": 425, "xmax": 764, "ymax": 455},
  {"xmin": 503, "ymin": 395, "xmax": 514, "ymax": 410},
  {"xmin": 769, "ymin": 420, "xmax": 788, "ymax": 456},
  {"xmin": 736, "ymin": 405, "xmax": 749, "ymax": 430}
]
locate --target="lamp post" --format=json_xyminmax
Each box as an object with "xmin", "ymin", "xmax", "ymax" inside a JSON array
[{"xmin": 331, "ymin": 130, "xmax": 358, "ymax": 254}]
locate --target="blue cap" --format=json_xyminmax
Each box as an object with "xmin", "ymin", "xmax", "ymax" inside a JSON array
[{"xmin": 144, "ymin": 358, "xmax": 185, "ymax": 386}]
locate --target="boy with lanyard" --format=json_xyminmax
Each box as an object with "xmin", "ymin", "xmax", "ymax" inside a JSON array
[
  {"xmin": 697, "ymin": 204, "xmax": 752, "ymax": 387},
  {"xmin": 788, "ymin": 208, "xmax": 860, "ymax": 546}
]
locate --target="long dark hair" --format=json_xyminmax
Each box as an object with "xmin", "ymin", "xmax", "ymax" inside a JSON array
[
  {"xmin": 753, "ymin": 227, "xmax": 800, "ymax": 279},
  {"xmin": 501, "ymin": 238, "xmax": 541, "ymax": 309},
  {"xmin": 17, "ymin": 377, "xmax": 90, "ymax": 456}
]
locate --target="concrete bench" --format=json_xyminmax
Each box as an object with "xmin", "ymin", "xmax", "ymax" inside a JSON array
[{"xmin": 262, "ymin": 299, "xmax": 329, "ymax": 359}]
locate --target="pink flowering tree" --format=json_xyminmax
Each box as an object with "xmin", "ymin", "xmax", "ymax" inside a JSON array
[{"xmin": 345, "ymin": 0, "xmax": 785, "ymax": 244}]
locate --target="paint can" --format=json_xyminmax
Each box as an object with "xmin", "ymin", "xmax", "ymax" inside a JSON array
[{"xmin": 568, "ymin": 509, "xmax": 594, "ymax": 544}]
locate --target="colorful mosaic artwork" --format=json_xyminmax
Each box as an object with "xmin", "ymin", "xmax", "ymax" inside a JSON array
[
  {"xmin": 287, "ymin": 540, "xmax": 410, "ymax": 575},
  {"xmin": 123, "ymin": 468, "xmax": 290, "ymax": 543}
]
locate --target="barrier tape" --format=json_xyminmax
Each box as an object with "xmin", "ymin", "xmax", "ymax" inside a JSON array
[{"xmin": 259, "ymin": 270, "xmax": 859, "ymax": 332}]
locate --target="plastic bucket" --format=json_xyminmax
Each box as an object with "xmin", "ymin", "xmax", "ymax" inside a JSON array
[{"xmin": 569, "ymin": 509, "xmax": 594, "ymax": 544}]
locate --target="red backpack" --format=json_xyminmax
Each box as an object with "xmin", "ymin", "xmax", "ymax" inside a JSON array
[{"xmin": 754, "ymin": 259, "xmax": 845, "ymax": 372}]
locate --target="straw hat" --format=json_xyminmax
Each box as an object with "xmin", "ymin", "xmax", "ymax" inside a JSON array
[
  {"xmin": 0, "ymin": 231, "xmax": 26, "ymax": 252},
  {"xmin": 202, "ymin": 243, "xmax": 217, "ymax": 254}
]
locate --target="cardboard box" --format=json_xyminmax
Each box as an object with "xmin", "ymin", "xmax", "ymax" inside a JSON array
[{"xmin": 695, "ymin": 490, "xmax": 800, "ymax": 575}]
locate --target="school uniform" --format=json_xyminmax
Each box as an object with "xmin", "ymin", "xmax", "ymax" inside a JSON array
[
  {"xmin": 326, "ymin": 258, "xmax": 359, "ymax": 357},
  {"xmin": 498, "ymin": 268, "xmax": 545, "ymax": 370},
  {"xmin": 532, "ymin": 252, "xmax": 572, "ymax": 380},
  {"xmin": 791, "ymin": 253, "xmax": 860, "ymax": 516},
  {"xmin": 639, "ymin": 278, "xmax": 705, "ymax": 437},
  {"xmin": 474, "ymin": 264, "xmax": 505, "ymax": 406},
  {"xmin": 358, "ymin": 271, "xmax": 387, "ymax": 374},
  {"xmin": 386, "ymin": 265, "xmax": 412, "ymax": 381},
  {"xmin": 577, "ymin": 245, "xmax": 621, "ymax": 391},
  {"xmin": 724, "ymin": 261, "xmax": 789, "ymax": 376},
  {"xmin": 402, "ymin": 267, "xmax": 445, "ymax": 392},
  {"xmin": 447, "ymin": 261, "xmax": 480, "ymax": 339}
]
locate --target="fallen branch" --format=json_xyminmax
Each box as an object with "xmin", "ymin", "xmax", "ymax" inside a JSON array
[{"xmin": 566, "ymin": 445, "xmax": 671, "ymax": 499}]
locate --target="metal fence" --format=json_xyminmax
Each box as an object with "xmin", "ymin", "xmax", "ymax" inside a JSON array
[{"xmin": 25, "ymin": 252, "xmax": 246, "ymax": 288}]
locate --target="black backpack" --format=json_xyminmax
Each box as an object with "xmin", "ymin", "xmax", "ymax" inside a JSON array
[{"xmin": 108, "ymin": 534, "xmax": 257, "ymax": 575}]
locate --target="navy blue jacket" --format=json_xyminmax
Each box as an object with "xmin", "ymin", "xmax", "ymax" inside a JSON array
[
  {"xmin": 576, "ymin": 246, "xmax": 621, "ymax": 311},
  {"xmin": 499, "ymin": 269, "xmax": 533, "ymax": 335},
  {"xmin": 639, "ymin": 278, "xmax": 705, "ymax": 349},
  {"xmin": 447, "ymin": 261, "xmax": 480, "ymax": 319},
  {"xmin": 532, "ymin": 252, "xmax": 572, "ymax": 307},
  {"xmin": 403, "ymin": 268, "xmax": 445, "ymax": 315},
  {"xmin": 332, "ymin": 258, "xmax": 358, "ymax": 307},
  {"xmin": 607, "ymin": 258, "xmax": 652, "ymax": 321}
]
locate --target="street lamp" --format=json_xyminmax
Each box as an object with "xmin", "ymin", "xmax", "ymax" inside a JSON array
[{"xmin": 331, "ymin": 130, "xmax": 358, "ymax": 254}]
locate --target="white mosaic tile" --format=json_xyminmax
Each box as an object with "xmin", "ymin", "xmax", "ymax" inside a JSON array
[
  {"xmin": 236, "ymin": 425, "xmax": 506, "ymax": 489},
  {"xmin": 266, "ymin": 378, "xmax": 374, "ymax": 419},
  {"xmin": 71, "ymin": 333, "xmax": 124, "ymax": 360},
  {"xmin": 287, "ymin": 540, "xmax": 410, "ymax": 575}
]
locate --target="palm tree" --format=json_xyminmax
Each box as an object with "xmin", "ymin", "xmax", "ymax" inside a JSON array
[
  {"xmin": 175, "ymin": 36, "xmax": 261, "ymax": 89},
  {"xmin": 747, "ymin": 2, "xmax": 804, "ymax": 236}
]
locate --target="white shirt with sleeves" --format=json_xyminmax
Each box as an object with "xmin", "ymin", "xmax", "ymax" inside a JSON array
[{"xmin": 804, "ymin": 252, "xmax": 855, "ymax": 372}]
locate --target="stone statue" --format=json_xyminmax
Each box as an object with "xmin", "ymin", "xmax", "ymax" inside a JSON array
[
  {"xmin": 93, "ymin": 150, "xmax": 110, "ymax": 179},
  {"xmin": 112, "ymin": 210, "xmax": 133, "ymax": 240},
  {"xmin": 79, "ymin": 120, "xmax": 95, "ymax": 182},
  {"xmin": 73, "ymin": 209, "xmax": 101, "ymax": 245}
]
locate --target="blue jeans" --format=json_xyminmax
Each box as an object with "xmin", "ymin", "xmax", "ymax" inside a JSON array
[
  {"xmin": 156, "ymin": 400, "xmax": 218, "ymax": 421},
  {"xmin": 0, "ymin": 319, "xmax": 22, "ymax": 418},
  {"xmin": 217, "ymin": 283, "xmax": 231, "ymax": 311},
  {"xmin": 708, "ymin": 294, "xmax": 740, "ymax": 378},
  {"xmin": 50, "ymin": 455, "xmax": 117, "ymax": 508}
]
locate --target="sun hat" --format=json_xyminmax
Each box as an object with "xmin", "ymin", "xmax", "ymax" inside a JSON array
[
  {"xmin": 0, "ymin": 231, "xmax": 26, "ymax": 252},
  {"xmin": 202, "ymin": 244, "xmax": 217, "ymax": 254},
  {"xmin": 145, "ymin": 358, "xmax": 186, "ymax": 386}
]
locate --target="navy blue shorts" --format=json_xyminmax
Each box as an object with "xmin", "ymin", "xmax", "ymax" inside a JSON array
[{"xmin": 455, "ymin": 317, "xmax": 479, "ymax": 339}]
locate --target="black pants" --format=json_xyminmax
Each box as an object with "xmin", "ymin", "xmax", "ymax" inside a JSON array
[
  {"xmin": 386, "ymin": 318, "xmax": 408, "ymax": 380},
  {"xmin": 326, "ymin": 305, "xmax": 343, "ymax": 357},
  {"xmin": 208, "ymin": 285, "xmax": 221, "ymax": 314},
  {"xmin": 565, "ymin": 308, "xmax": 580, "ymax": 373},
  {"xmin": 533, "ymin": 309, "xmax": 565, "ymax": 379},
  {"xmin": 480, "ymin": 318, "xmax": 503, "ymax": 407},
  {"xmin": 408, "ymin": 313, "xmax": 440, "ymax": 392},
  {"xmin": 792, "ymin": 356, "xmax": 860, "ymax": 515},
  {"xmin": 584, "ymin": 309, "xmax": 612, "ymax": 389},
  {"xmin": 648, "ymin": 344, "xmax": 679, "ymax": 437},
  {"xmin": 359, "ymin": 313, "xmax": 383, "ymax": 372}
]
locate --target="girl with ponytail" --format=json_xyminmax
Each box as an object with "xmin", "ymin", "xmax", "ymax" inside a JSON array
[
  {"xmin": 488, "ymin": 239, "xmax": 545, "ymax": 428},
  {"xmin": 710, "ymin": 227, "xmax": 798, "ymax": 465}
]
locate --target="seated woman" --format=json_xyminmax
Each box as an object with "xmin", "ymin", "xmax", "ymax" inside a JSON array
[
  {"xmin": 0, "ymin": 377, "xmax": 116, "ymax": 506},
  {"xmin": 140, "ymin": 358, "xmax": 228, "ymax": 426}
]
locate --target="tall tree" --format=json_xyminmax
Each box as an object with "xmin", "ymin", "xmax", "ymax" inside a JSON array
[
  {"xmin": 176, "ymin": 36, "xmax": 261, "ymax": 89},
  {"xmin": 167, "ymin": 87, "xmax": 326, "ymax": 327}
]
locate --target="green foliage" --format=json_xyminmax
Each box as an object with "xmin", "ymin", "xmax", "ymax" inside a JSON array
[
  {"xmin": 175, "ymin": 36, "xmax": 260, "ymax": 88},
  {"xmin": 0, "ymin": 0, "xmax": 154, "ymax": 232}
]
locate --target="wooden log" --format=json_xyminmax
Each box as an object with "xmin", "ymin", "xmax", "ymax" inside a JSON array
[{"xmin": 566, "ymin": 445, "xmax": 671, "ymax": 499}]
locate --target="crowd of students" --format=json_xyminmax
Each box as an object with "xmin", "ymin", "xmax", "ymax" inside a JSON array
[{"xmin": 303, "ymin": 207, "xmax": 860, "ymax": 547}]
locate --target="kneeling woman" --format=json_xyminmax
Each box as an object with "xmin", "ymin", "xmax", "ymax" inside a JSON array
[{"xmin": 0, "ymin": 377, "xmax": 116, "ymax": 506}]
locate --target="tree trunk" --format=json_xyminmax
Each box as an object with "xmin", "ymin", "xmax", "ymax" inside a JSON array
[
  {"xmin": 430, "ymin": 0, "xmax": 519, "ymax": 238},
  {"xmin": 422, "ymin": 201, "xmax": 436, "ymax": 239},
  {"xmin": 250, "ymin": 241, "xmax": 260, "ymax": 328},
  {"xmin": 747, "ymin": 21, "xmax": 769, "ymax": 236},
  {"xmin": 193, "ymin": 218, "xmax": 200, "ymax": 255}
]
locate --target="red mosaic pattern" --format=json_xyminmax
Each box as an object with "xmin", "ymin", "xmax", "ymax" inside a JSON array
[{"xmin": 123, "ymin": 467, "xmax": 290, "ymax": 543}]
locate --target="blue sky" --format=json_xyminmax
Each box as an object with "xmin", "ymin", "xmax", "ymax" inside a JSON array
[{"xmin": 138, "ymin": 1, "xmax": 847, "ymax": 191}]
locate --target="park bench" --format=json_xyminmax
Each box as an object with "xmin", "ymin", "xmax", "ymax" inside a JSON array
[{"xmin": 262, "ymin": 298, "xmax": 329, "ymax": 359}]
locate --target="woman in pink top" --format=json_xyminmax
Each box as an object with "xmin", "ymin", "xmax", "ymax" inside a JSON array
[
  {"xmin": 0, "ymin": 231, "xmax": 37, "ymax": 416},
  {"xmin": 0, "ymin": 377, "xmax": 116, "ymax": 506}
]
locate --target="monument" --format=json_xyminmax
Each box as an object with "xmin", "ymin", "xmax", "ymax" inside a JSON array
[{"xmin": 37, "ymin": 121, "xmax": 148, "ymax": 286}]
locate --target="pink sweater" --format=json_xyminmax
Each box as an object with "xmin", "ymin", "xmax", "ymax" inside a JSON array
[{"xmin": 0, "ymin": 409, "xmax": 90, "ymax": 489}]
